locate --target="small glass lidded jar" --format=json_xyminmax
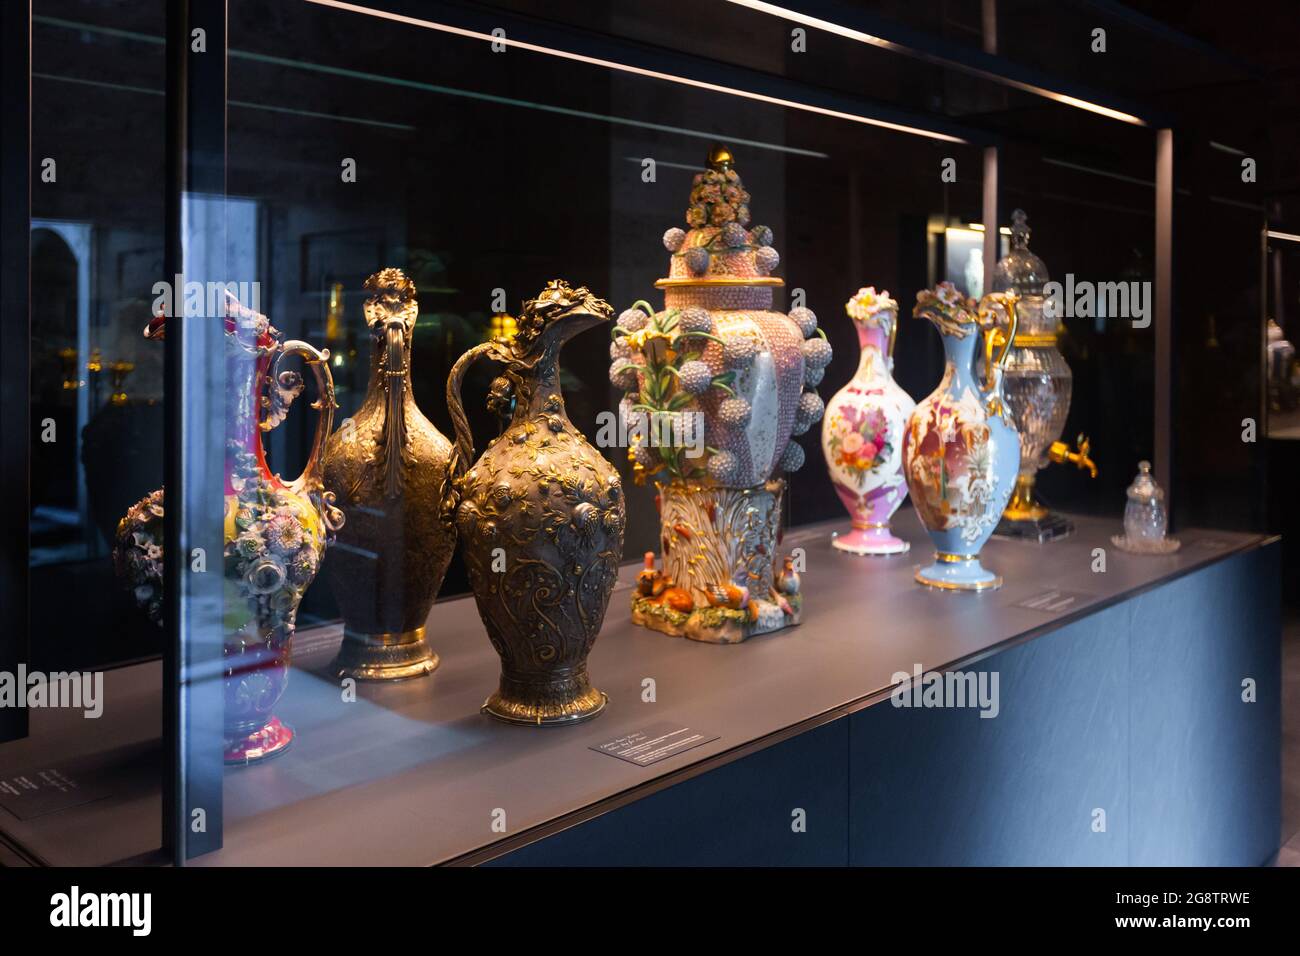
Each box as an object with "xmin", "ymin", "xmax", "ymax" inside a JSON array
[
  {"xmin": 1116, "ymin": 461, "xmax": 1179, "ymax": 553},
  {"xmin": 1123, "ymin": 461, "xmax": 1164, "ymax": 541}
]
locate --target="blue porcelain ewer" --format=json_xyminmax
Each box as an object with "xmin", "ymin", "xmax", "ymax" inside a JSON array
[{"xmin": 902, "ymin": 283, "xmax": 1021, "ymax": 590}]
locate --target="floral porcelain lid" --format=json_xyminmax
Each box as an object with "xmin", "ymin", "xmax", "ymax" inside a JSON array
[
  {"xmin": 657, "ymin": 144, "xmax": 783, "ymax": 289},
  {"xmin": 992, "ymin": 209, "xmax": 1049, "ymax": 298},
  {"xmin": 913, "ymin": 281, "xmax": 981, "ymax": 336},
  {"xmin": 1125, "ymin": 460, "xmax": 1164, "ymax": 503},
  {"xmin": 845, "ymin": 287, "xmax": 898, "ymax": 324}
]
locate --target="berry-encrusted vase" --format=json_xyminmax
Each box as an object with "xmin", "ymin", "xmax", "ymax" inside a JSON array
[{"xmin": 611, "ymin": 143, "xmax": 827, "ymax": 642}]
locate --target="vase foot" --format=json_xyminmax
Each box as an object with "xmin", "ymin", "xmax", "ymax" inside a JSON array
[
  {"xmin": 994, "ymin": 511, "xmax": 1074, "ymax": 543},
  {"xmin": 631, "ymin": 594, "xmax": 800, "ymax": 643},
  {"xmin": 915, "ymin": 554, "xmax": 1002, "ymax": 591},
  {"xmin": 331, "ymin": 626, "xmax": 439, "ymax": 681},
  {"xmin": 833, "ymin": 525, "xmax": 910, "ymax": 555},
  {"xmin": 482, "ymin": 675, "xmax": 608, "ymax": 726},
  {"xmin": 224, "ymin": 716, "xmax": 294, "ymax": 765}
]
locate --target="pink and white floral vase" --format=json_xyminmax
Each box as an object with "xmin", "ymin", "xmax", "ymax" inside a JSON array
[{"xmin": 821, "ymin": 287, "xmax": 916, "ymax": 555}]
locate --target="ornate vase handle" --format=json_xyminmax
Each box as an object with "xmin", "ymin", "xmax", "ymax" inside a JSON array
[
  {"xmin": 977, "ymin": 291, "xmax": 1019, "ymax": 393},
  {"xmin": 443, "ymin": 341, "xmax": 494, "ymax": 518},
  {"xmin": 268, "ymin": 340, "xmax": 337, "ymax": 496}
]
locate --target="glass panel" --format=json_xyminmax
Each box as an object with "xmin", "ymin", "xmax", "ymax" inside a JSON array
[
  {"xmin": 15, "ymin": 0, "xmax": 1256, "ymax": 869},
  {"xmin": 192, "ymin": 0, "xmax": 990, "ymax": 861},
  {"xmin": 29, "ymin": 1, "xmax": 168, "ymax": 672},
  {"xmin": 0, "ymin": 0, "xmax": 168, "ymax": 867}
]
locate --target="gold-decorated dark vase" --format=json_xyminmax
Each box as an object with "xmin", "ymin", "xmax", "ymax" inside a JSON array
[
  {"xmin": 322, "ymin": 268, "xmax": 455, "ymax": 680},
  {"xmin": 446, "ymin": 280, "xmax": 625, "ymax": 725}
]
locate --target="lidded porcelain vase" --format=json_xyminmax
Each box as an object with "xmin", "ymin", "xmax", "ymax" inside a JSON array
[
  {"xmin": 447, "ymin": 280, "xmax": 625, "ymax": 725},
  {"xmin": 322, "ymin": 268, "xmax": 456, "ymax": 681},
  {"xmin": 113, "ymin": 293, "xmax": 343, "ymax": 763},
  {"xmin": 821, "ymin": 287, "xmax": 915, "ymax": 555},
  {"xmin": 611, "ymin": 144, "xmax": 827, "ymax": 644},
  {"xmin": 903, "ymin": 283, "xmax": 1020, "ymax": 591}
]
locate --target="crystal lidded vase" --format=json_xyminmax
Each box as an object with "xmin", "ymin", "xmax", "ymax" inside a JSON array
[{"xmin": 991, "ymin": 209, "xmax": 1095, "ymax": 540}]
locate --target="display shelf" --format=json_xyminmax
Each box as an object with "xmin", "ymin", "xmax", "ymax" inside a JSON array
[{"xmin": 0, "ymin": 513, "xmax": 1275, "ymax": 866}]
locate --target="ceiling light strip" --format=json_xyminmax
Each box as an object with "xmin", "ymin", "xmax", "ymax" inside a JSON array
[
  {"xmin": 724, "ymin": 0, "xmax": 1148, "ymax": 127},
  {"xmin": 303, "ymin": 0, "xmax": 968, "ymax": 144}
]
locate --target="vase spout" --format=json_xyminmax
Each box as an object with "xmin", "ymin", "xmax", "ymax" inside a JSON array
[{"xmin": 524, "ymin": 281, "xmax": 614, "ymax": 352}]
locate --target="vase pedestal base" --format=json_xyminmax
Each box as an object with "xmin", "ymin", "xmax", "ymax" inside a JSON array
[
  {"xmin": 994, "ymin": 510, "xmax": 1074, "ymax": 543},
  {"xmin": 915, "ymin": 554, "xmax": 1002, "ymax": 592},
  {"xmin": 331, "ymin": 626, "xmax": 439, "ymax": 682},
  {"xmin": 632, "ymin": 594, "xmax": 800, "ymax": 644},
  {"xmin": 224, "ymin": 716, "xmax": 294, "ymax": 766},
  {"xmin": 482, "ymin": 669, "xmax": 607, "ymax": 726},
  {"xmin": 833, "ymin": 524, "xmax": 910, "ymax": 556}
]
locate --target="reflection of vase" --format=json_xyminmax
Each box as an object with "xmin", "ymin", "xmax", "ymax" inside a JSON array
[
  {"xmin": 822, "ymin": 289, "xmax": 914, "ymax": 555},
  {"xmin": 83, "ymin": 398, "xmax": 164, "ymax": 548},
  {"xmin": 323, "ymin": 269, "xmax": 455, "ymax": 681},
  {"xmin": 113, "ymin": 295, "xmax": 342, "ymax": 763},
  {"xmin": 447, "ymin": 281, "xmax": 624, "ymax": 726},
  {"xmin": 964, "ymin": 249, "xmax": 984, "ymax": 301},
  {"xmin": 633, "ymin": 479, "xmax": 791, "ymax": 643},
  {"xmin": 612, "ymin": 144, "xmax": 826, "ymax": 642},
  {"xmin": 903, "ymin": 285, "xmax": 1019, "ymax": 590}
]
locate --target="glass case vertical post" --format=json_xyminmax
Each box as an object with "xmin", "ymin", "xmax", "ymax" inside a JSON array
[
  {"xmin": 165, "ymin": 0, "xmax": 228, "ymax": 862},
  {"xmin": 0, "ymin": 0, "xmax": 31, "ymax": 746}
]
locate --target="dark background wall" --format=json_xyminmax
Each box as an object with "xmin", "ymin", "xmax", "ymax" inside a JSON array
[{"xmin": 21, "ymin": 0, "xmax": 1299, "ymax": 675}]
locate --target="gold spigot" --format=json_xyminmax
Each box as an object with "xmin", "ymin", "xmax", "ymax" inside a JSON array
[{"xmin": 1048, "ymin": 434, "xmax": 1097, "ymax": 478}]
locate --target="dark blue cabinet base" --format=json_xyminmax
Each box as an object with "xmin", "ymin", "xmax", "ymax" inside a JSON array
[{"xmin": 492, "ymin": 541, "xmax": 1280, "ymax": 866}]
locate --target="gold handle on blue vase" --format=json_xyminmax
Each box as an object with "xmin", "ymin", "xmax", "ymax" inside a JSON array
[{"xmin": 977, "ymin": 291, "xmax": 1019, "ymax": 394}]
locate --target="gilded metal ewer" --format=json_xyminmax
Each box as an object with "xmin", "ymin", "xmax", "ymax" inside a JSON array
[
  {"xmin": 446, "ymin": 280, "xmax": 625, "ymax": 725},
  {"xmin": 322, "ymin": 268, "xmax": 456, "ymax": 680}
]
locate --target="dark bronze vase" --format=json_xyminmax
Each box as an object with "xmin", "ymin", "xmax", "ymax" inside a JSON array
[
  {"xmin": 323, "ymin": 269, "xmax": 456, "ymax": 680},
  {"xmin": 446, "ymin": 280, "xmax": 624, "ymax": 725}
]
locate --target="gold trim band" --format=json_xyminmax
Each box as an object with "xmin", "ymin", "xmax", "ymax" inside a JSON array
[
  {"xmin": 916, "ymin": 570, "xmax": 1003, "ymax": 591},
  {"xmin": 935, "ymin": 551, "xmax": 978, "ymax": 563},
  {"xmin": 655, "ymin": 276, "xmax": 784, "ymax": 288},
  {"xmin": 344, "ymin": 625, "xmax": 426, "ymax": 646},
  {"xmin": 992, "ymin": 330, "xmax": 1060, "ymax": 348}
]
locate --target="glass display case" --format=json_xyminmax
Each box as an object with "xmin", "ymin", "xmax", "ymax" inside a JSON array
[{"xmin": 0, "ymin": 0, "xmax": 1282, "ymax": 868}]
